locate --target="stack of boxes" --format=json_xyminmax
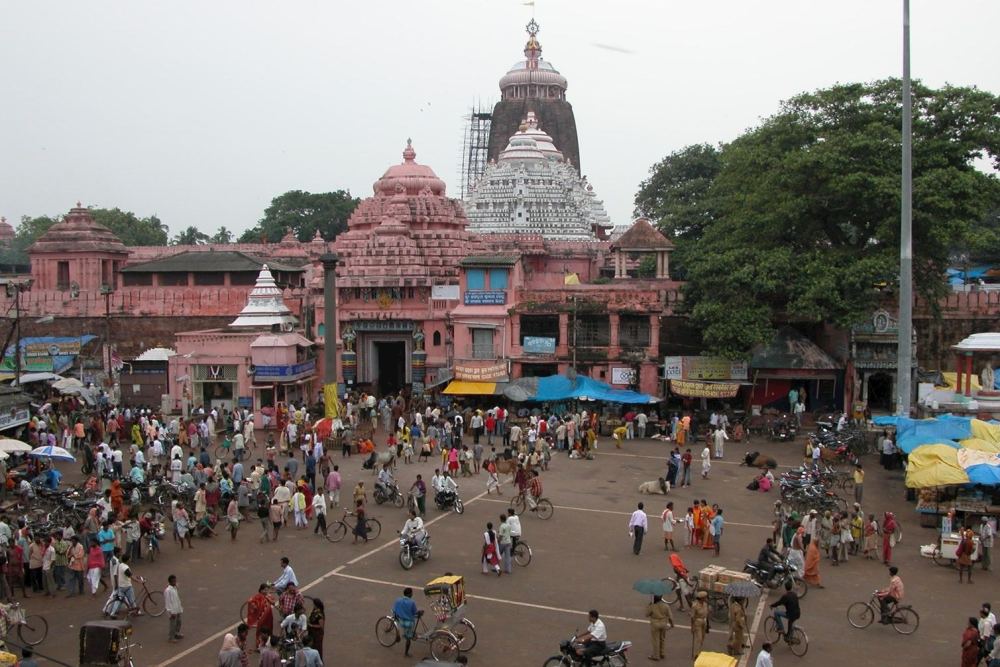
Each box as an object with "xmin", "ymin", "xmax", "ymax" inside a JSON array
[{"xmin": 699, "ymin": 564, "xmax": 752, "ymax": 593}]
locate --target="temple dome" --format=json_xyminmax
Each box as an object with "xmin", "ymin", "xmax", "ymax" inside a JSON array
[
  {"xmin": 373, "ymin": 140, "xmax": 447, "ymax": 197},
  {"xmin": 229, "ymin": 264, "xmax": 298, "ymax": 329},
  {"xmin": 0, "ymin": 217, "xmax": 13, "ymax": 245},
  {"xmin": 30, "ymin": 204, "xmax": 127, "ymax": 254},
  {"xmin": 498, "ymin": 20, "xmax": 568, "ymax": 94},
  {"xmin": 499, "ymin": 112, "xmax": 564, "ymax": 164}
]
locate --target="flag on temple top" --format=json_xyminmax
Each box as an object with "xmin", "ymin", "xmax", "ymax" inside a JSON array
[{"xmin": 564, "ymin": 272, "xmax": 580, "ymax": 285}]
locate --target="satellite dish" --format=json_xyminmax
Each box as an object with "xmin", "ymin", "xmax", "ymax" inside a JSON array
[
  {"xmin": 247, "ymin": 364, "xmax": 257, "ymax": 376},
  {"xmin": 70, "ymin": 282, "xmax": 81, "ymax": 298},
  {"xmin": 281, "ymin": 322, "xmax": 295, "ymax": 332}
]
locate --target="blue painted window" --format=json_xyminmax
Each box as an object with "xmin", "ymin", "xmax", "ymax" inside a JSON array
[
  {"xmin": 467, "ymin": 268, "xmax": 485, "ymax": 290},
  {"xmin": 489, "ymin": 268, "xmax": 509, "ymax": 289}
]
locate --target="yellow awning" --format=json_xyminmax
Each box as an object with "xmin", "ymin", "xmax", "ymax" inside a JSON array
[{"xmin": 443, "ymin": 380, "xmax": 498, "ymax": 396}]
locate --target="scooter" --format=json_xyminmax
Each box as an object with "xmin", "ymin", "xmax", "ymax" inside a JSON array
[
  {"xmin": 545, "ymin": 634, "xmax": 632, "ymax": 667},
  {"xmin": 398, "ymin": 531, "xmax": 431, "ymax": 570}
]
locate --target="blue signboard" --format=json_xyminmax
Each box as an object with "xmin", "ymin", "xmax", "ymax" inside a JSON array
[
  {"xmin": 523, "ymin": 336, "xmax": 557, "ymax": 354},
  {"xmin": 254, "ymin": 358, "xmax": 317, "ymax": 380},
  {"xmin": 464, "ymin": 290, "xmax": 506, "ymax": 306},
  {"xmin": 238, "ymin": 396, "xmax": 253, "ymax": 408}
]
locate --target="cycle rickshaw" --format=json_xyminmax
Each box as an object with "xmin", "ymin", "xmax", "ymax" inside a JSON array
[{"xmin": 375, "ymin": 575, "xmax": 477, "ymax": 660}]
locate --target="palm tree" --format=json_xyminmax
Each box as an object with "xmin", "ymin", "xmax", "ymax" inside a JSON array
[{"xmin": 171, "ymin": 226, "xmax": 210, "ymax": 245}]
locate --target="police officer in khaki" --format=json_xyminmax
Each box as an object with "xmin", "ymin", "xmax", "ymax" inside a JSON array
[
  {"xmin": 690, "ymin": 590, "xmax": 710, "ymax": 658},
  {"xmin": 645, "ymin": 593, "xmax": 675, "ymax": 661}
]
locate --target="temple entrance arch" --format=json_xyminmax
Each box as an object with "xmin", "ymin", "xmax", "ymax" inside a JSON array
[
  {"xmin": 374, "ymin": 341, "xmax": 407, "ymax": 396},
  {"xmin": 866, "ymin": 372, "xmax": 893, "ymax": 412}
]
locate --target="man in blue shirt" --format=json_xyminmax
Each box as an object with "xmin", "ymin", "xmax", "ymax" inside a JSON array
[
  {"xmin": 391, "ymin": 587, "xmax": 420, "ymax": 657},
  {"xmin": 46, "ymin": 468, "xmax": 62, "ymax": 490},
  {"xmin": 711, "ymin": 509, "xmax": 725, "ymax": 557}
]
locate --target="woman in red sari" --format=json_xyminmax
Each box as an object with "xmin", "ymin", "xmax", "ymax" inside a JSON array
[
  {"xmin": 961, "ymin": 616, "xmax": 980, "ymax": 667},
  {"xmin": 246, "ymin": 583, "xmax": 275, "ymax": 649},
  {"xmin": 882, "ymin": 512, "xmax": 897, "ymax": 565}
]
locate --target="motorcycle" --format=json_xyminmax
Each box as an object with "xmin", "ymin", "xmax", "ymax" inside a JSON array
[
  {"xmin": 545, "ymin": 635, "xmax": 632, "ymax": 667},
  {"xmin": 434, "ymin": 490, "xmax": 464, "ymax": 514},
  {"xmin": 398, "ymin": 531, "xmax": 431, "ymax": 570},
  {"xmin": 743, "ymin": 558, "xmax": 807, "ymax": 598},
  {"xmin": 373, "ymin": 482, "xmax": 405, "ymax": 508}
]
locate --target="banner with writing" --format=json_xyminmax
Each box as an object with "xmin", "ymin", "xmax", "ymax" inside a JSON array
[
  {"xmin": 454, "ymin": 363, "xmax": 509, "ymax": 382},
  {"xmin": 669, "ymin": 380, "xmax": 741, "ymax": 398}
]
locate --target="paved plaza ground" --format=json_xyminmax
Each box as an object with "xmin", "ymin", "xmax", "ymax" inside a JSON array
[{"xmin": 19, "ymin": 433, "xmax": 988, "ymax": 666}]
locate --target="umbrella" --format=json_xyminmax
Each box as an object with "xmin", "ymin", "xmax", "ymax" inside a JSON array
[
  {"xmin": 52, "ymin": 377, "xmax": 86, "ymax": 392},
  {"xmin": 29, "ymin": 445, "xmax": 76, "ymax": 462},
  {"xmin": 0, "ymin": 451, "xmax": 9, "ymax": 460},
  {"xmin": 632, "ymin": 578, "xmax": 673, "ymax": 596},
  {"xmin": 723, "ymin": 581, "xmax": 762, "ymax": 598},
  {"xmin": 0, "ymin": 439, "xmax": 33, "ymax": 453}
]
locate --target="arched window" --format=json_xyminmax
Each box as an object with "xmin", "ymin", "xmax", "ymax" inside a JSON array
[{"xmin": 433, "ymin": 331, "xmax": 442, "ymax": 347}]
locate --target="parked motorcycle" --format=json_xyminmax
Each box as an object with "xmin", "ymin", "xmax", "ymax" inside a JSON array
[
  {"xmin": 374, "ymin": 482, "xmax": 405, "ymax": 508},
  {"xmin": 398, "ymin": 531, "xmax": 431, "ymax": 570},
  {"xmin": 743, "ymin": 558, "xmax": 807, "ymax": 598},
  {"xmin": 544, "ymin": 635, "xmax": 632, "ymax": 667}
]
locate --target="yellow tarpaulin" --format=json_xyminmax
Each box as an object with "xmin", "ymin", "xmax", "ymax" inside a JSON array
[
  {"xmin": 970, "ymin": 419, "xmax": 1000, "ymax": 446},
  {"xmin": 905, "ymin": 444, "xmax": 969, "ymax": 488},
  {"xmin": 959, "ymin": 437, "xmax": 1000, "ymax": 454},
  {"xmin": 694, "ymin": 652, "xmax": 738, "ymax": 667},
  {"xmin": 563, "ymin": 272, "xmax": 580, "ymax": 285},
  {"xmin": 443, "ymin": 380, "xmax": 498, "ymax": 396},
  {"xmin": 938, "ymin": 372, "xmax": 981, "ymax": 392}
]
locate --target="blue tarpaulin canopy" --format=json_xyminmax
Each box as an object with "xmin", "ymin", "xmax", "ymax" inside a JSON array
[{"xmin": 502, "ymin": 374, "xmax": 658, "ymax": 404}]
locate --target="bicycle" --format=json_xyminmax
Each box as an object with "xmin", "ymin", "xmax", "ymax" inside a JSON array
[
  {"xmin": 847, "ymin": 592, "xmax": 919, "ymax": 635},
  {"xmin": 0, "ymin": 602, "xmax": 47, "ymax": 646},
  {"xmin": 763, "ymin": 615, "xmax": 809, "ymax": 657},
  {"xmin": 509, "ymin": 492, "xmax": 554, "ymax": 519},
  {"xmin": 326, "ymin": 509, "xmax": 382, "ymax": 543},
  {"xmin": 512, "ymin": 538, "xmax": 532, "ymax": 567},
  {"xmin": 105, "ymin": 576, "xmax": 166, "ymax": 618},
  {"xmin": 375, "ymin": 611, "xmax": 461, "ymax": 662},
  {"xmin": 214, "ymin": 440, "xmax": 255, "ymax": 462}
]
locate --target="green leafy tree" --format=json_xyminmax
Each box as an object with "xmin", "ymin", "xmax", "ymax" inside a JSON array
[
  {"xmin": 171, "ymin": 226, "xmax": 210, "ymax": 246},
  {"xmin": 210, "ymin": 226, "xmax": 234, "ymax": 244},
  {"xmin": 239, "ymin": 190, "xmax": 360, "ymax": 243},
  {"xmin": 637, "ymin": 79, "xmax": 1000, "ymax": 359},
  {"xmin": 634, "ymin": 143, "xmax": 722, "ymax": 243}
]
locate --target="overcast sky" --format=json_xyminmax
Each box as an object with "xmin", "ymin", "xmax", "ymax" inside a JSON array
[{"xmin": 2, "ymin": 1, "xmax": 998, "ymax": 239}]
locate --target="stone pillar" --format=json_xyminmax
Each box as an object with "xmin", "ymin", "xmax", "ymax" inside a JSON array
[
  {"xmin": 613, "ymin": 251, "xmax": 623, "ymax": 279},
  {"xmin": 557, "ymin": 312, "xmax": 569, "ymax": 356},
  {"xmin": 608, "ymin": 312, "xmax": 620, "ymax": 355},
  {"xmin": 966, "ymin": 353, "xmax": 974, "ymax": 397},
  {"xmin": 648, "ymin": 314, "xmax": 660, "ymax": 358},
  {"xmin": 510, "ymin": 314, "xmax": 522, "ymax": 355},
  {"xmin": 955, "ymin": 353, "xmax": 963, "ymax": 398},
  {"xmin": 320, "ymin": 253, "xmax": 339, "ymax": 386},
  {"xmin": 662, "ymin": 251, "xmax": 670, "ymax": 280}
]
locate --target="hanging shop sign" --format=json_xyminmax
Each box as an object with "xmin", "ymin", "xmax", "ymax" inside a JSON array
[
  {"xmin": 24, "ymin": 341, "xmax": 82, "ymax": 357},
  {"xmin": 669, "ymin": 380, "xmax": 741, "ymax": 399},
  {"xmin": 611, "ymin": 367, "xmax": 637, "ymax": 385},
  {"xmin": 464, "ymin": 290, "xmax": 507, "ymax": 306},
  {"xmin": 454, "ymin": 362, "xmax": 509, "ymax": 382},
  {"xmin": 664, "ymin": 356, "xmax": 748, "ymax": 381}
]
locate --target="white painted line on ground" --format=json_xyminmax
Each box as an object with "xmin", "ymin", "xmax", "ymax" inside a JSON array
[
  {"xmin": 599, "ymin": 450, "xmax": 795, "ymax": 469},
  {"xmin": 331, "ymin": 571, "xmax": 727, "ymax": 634},
  {"xmin": 478, "ymin": 497, "xmax": 773, "ymax": 529},
  {"xmin": 739, "ymin": 590, "xmax": 771, "ymax": 667},
  {"xmin": 153, "ymin": 491, "xmax": 489, "ymax": 666}
]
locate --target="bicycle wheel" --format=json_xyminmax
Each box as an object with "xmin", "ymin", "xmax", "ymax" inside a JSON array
[
  {"xmin": 931, "ymin": 551, "xmax": 954, "ymax": 568},
  {"xmin": 392, "ymin": 492, "xmax": 405, "ymax": 509},
  {"xmin": 18, "ymin": 615, "xmax": 48, "ymax": 646},
  {"xmin": 143, "ymin": 589, "xmax": 166, "ymax": 617},
  {"xmin": 429, "ymin": 630, "xmax": 460, "ymax": 662},
  {"xmin": 787, "ymin": 627, "xmax": 809, "ymax": 657},
  {"xmin": 453, "ymin": 618, "xmax": 477, "ymax": 651},
  {"xmin": 326, "ymin": 522, "xmax": 348, "ymax": 543},
  {"xmin": 763, "ymin": 616, "xmax": 780, "ymax": 643},
  {"xmin": 214, "ymin": 445, "xmax": 232, "ymax": 460},
  {"xmin": 891, "ymin": 607, "xmax": 919, "ymax": 635},
  {"xmin": 365, "ymin": 518, "xmax": 382, "ymax": 540},
  {"xmin": 661, "ymin": 578, "xmax": 681, "ymax": 607},
  {"xmin": 535, "ymin": 498, "xmax": 554, "ymax": 520},
  {"xmin": 513, "ymin": 541, "xmax": 532, "ymax": 567},
  {"xmin": 847, "ymin": 602, "xmax": 875, "ymax": 629},
  {"xmin": 240, "ymin": 601, "xmax": 249, "ymax": 624},
  {"xmin": 375, "ymin": 616, "xmax": 400, "ymax": 647},
  {"xmin": 708, "ymin": 595, "xmax": 728, "ymax": 624},
  {"xmin": 509, "ymin": 494, "xmax": 526, "ymax": 515}
]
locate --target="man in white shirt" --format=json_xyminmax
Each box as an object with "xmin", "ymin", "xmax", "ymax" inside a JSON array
[
  {"xmin": 169, "ymin": 442, "xmax": 183, "ymax": 464},
  {"xmin": 164, "ymin": 574, "xmax": 183, "ymax": 642},
  {"xmin": 506, "ymin": 508, "xmax": 522, "ymax": 547},
  {"xmin": 574, "ymin": 610, "xmax": 607, "ymax": 663},
  {"xmin": 713, "ymin": 426, "xmax": 728, "ymax": 459},
  {"xmin": 401, "ymin": 509, "xmax": 426, "ymax": 545},
  {"xmin": 755, "ymin": 642, "xmax": 773, "ymax": 667},
  {"xmin": 636, "ymin": 412, "xmax": 648, "ymax": 439},
  {"xmin": 430, "ymin": 470, "xmax": 444, "ymax": 495},
  {"xmin": 274, "ymin": 557, "xmax": 298, "ymax": 593},
  {"xmin": 628, "ymin": 502, "xmax": 648, "ymax": 555}
]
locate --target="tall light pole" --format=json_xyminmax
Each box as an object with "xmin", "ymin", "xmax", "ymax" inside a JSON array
[
  {"xmin": 320, "ymin": 253, "xmax": 339, "ymax": 388},
  {"xmin": 896, "ymin": 0, "xmax": 913, "ymax": 416}
]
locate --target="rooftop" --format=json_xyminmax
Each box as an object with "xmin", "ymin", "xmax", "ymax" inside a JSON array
[
  {"xmin": 30, "ymin": 204, "xmax": 128, "ymax": 254},
  {"xmin": 610, "ymin": 218, "xmax": 674, "ymax": 250},
  {"xmin": 121, "ymin": 251, "xmax": 305, "ymax": 274},
  {"xmin": 229, "ymin": 265, "xmax": 298, "ymax": 330},
  {"xmin": 459, "ymin": 255, "xmax": 519, "ymax": 267}
]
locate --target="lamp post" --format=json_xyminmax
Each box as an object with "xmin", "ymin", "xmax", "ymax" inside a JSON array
[
  {"xmin": 6, "ymin": 279, "xmax": 33, "ymax": 387},
  {"xmin": 100, "ymin": 284, "xmax": 114, "ymax": 381},
  {"xmin": 320, "ymin": 253, "xmax": 339, "ymax": 388},
  {"xmin": 896, "ymin": 0, "xmax": 914, "ymax": 416}
]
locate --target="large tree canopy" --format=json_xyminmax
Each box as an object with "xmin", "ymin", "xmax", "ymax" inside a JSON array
[
  {"xmin": 171, "ymin": 226, "xmax": 210, "ymax": 246},
  {"xmin": 238, "ymin": 190, "xmax": 359, "ymax": 243},
  {"xmin": 635, "ymin": 79, "xmax": 1000, "ymax": 359},
  {"xmin": 14, "ymin": 207, "xmax": 168, "ymax": 250}
]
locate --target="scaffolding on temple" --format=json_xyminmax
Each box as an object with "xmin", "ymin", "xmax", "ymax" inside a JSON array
[{"xmin": 459, "ymin": 102, "xmax": 493, "ymax": 199}]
